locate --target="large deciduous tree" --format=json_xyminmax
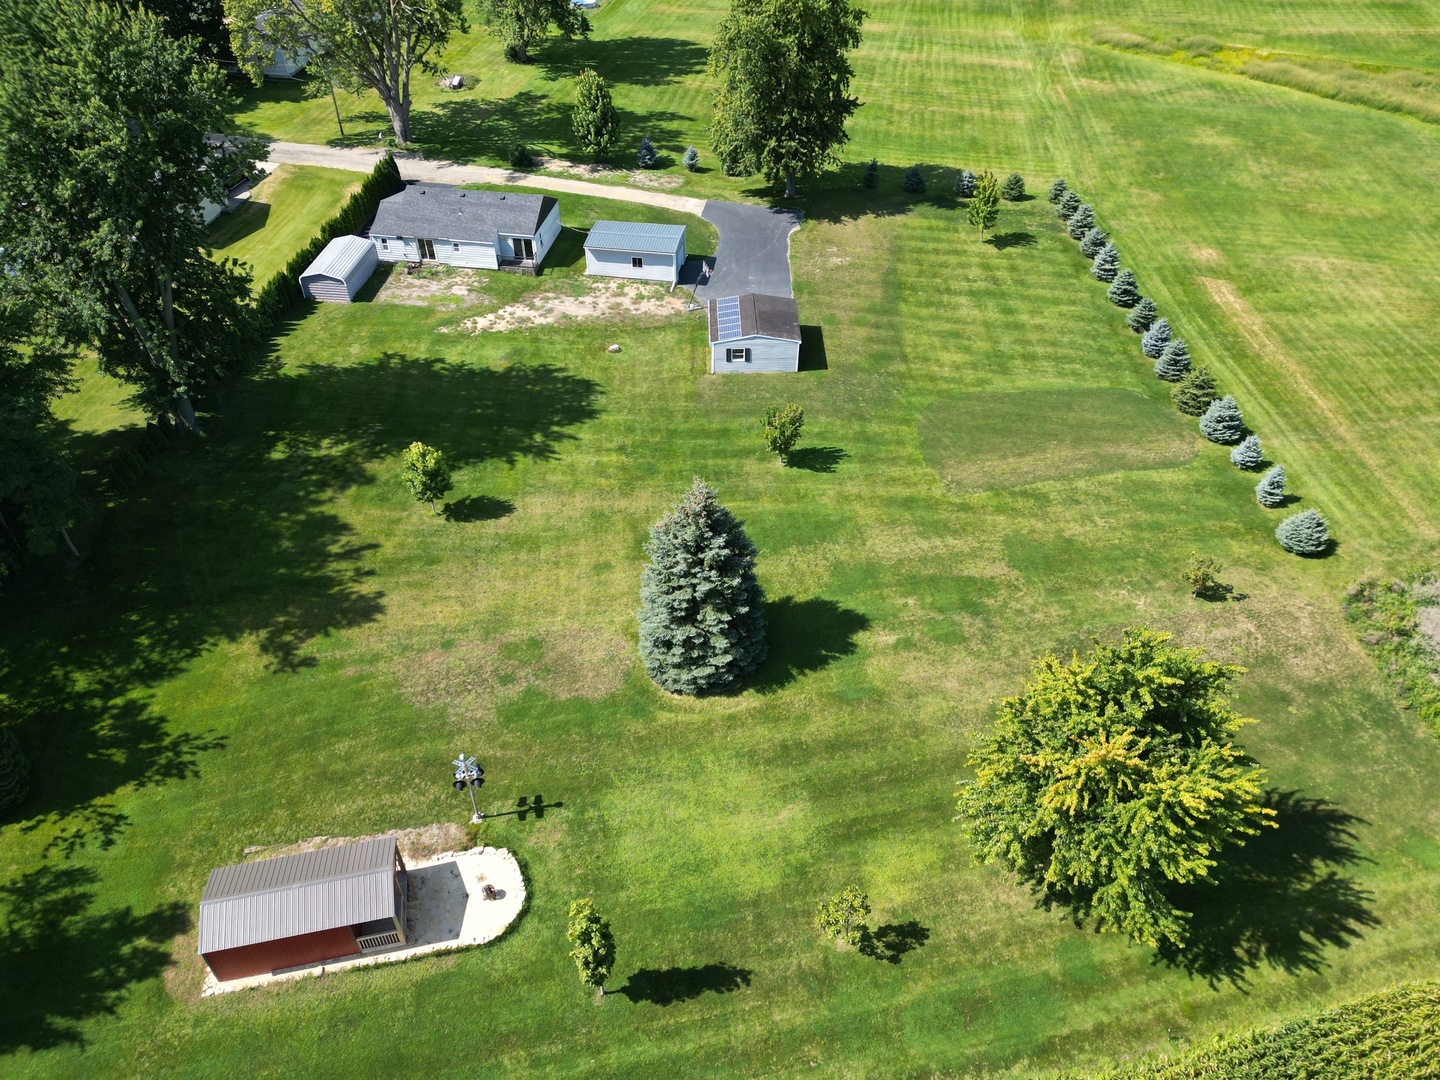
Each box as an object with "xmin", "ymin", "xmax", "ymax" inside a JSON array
[
  {"xmin": 638, "ymin": 479, "xmax": 767, "ymax": 694},
  {"xmin": 708, "ymin": 0, "xmax": 867, "ymax": 198},
  {"xmin": 477, "ymin": 0, "xmax": 586, "ymax": 64},
  {"xmin": 956, "ymin": 627, "xmax": 1273, "ymax": 951},
  {"xmin": 226, "ymin": 0, "xmax": 467, "ymax": 145},
  {"xmin": 0, "ymin": 0, "xmax": 258, "ymax": 433}
]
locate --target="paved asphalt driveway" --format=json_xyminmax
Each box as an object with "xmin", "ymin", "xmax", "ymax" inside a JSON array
[{"xmin": 687, "ymin": 201, "xmax": 804, "ymax": 300}]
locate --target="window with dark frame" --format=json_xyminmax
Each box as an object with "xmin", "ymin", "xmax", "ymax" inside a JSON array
[
  {"xmin": 632, "ymin": 256, "xmax": 644, "ymax": 268},
  {"xmin": 727, "ymin": 347, "xmax": 749, "ymax": 363}
]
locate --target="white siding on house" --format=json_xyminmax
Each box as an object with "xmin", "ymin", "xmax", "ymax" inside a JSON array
[
  {"xmin": 710, "ymin": 335, "xmax": 801, "ymax": 373},
  {"xmin": 370, "ymin": 234, "xmax": 498, "ymax": 270},
  {"xmin": 263, "ymin": 45, "xmax": 311, "ymax": 78}
]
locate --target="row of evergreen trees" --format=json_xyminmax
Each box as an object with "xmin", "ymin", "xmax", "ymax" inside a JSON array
[{"xmin": 1048, "ymin": 178, "xmax": 1331, "ymax": 556}]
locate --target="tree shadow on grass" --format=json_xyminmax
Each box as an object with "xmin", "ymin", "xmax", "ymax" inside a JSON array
[
  {"xmin": 986, "ymin": 231, "xmax": 1038, "ymax": 251},
  {"xmin": 615, "ymin": 962, "xmax": 752, "ymax": 1005},
  {"xmin": 859, "ymin": 920, "xmax": 930, "ymax": 964},
  {"xmin": 784, "ymin": 446, "xmax": 847, "ymax": 473},
  {"xmin": 0, "ymin": 864, "xmax": 188, "ymax": 1053},
  {"xmin": 1153, "ymin": 790, "xmax": 1379, "ymax": 989},
  {"xmin": 536, "ymin": 36, "xmax": 708, "ymax": 86},
  {"xmin": 748, "ymin": 597, "xmax": 869, "ymax": 692},
  {"xmin": 444, "ymin": 495, "xmax": 516, "ymax": 523}
]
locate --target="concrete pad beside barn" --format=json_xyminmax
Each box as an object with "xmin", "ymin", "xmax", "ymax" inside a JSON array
[{"xmin": 201, "ymin": 846, "xmax": 525, "ymax": 996}]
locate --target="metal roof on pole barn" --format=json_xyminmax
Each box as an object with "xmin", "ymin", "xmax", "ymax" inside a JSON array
[
  {"xmin": 198, "ymin": 836, "xmax": 398, "ymax": 954},
  {"xmin": 584, "ymin": 220, "xmax": 686, "ymax": 254}
]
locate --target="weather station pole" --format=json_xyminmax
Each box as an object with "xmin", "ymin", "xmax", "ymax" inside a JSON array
[{"xmin": 452, "ymin": 754, "xmax": 485, "ymax": 823}]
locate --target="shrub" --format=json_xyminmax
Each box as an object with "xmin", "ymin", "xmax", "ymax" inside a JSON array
[
  {"xmin": 1172, "ymin": 364, "xmax": 1218, "ymax": 415},
  {"xmin": 1154, "ymin": 337, "xmax": 1192, "ymax": 381},
  {"xmin": 566, "ymin": 899, "xmax": 616, "ymax": 993},
  {"xmin": 572, "ymin": 68, "xmax": 619, "ymax": 157},
  {"xmin": 1141, "ymin": 317, "xmax": 1172, "ymax": 359},
  {"xmin": 1126, "ymin": 296, "xmax": 1157, "ymax": 332},
  {"xmin": 1079, "ymin": 226, "xmax": 1109, "ymax": 259},
  {"xmin": 1182, "ymin": 553, "xmax": 1224, "ymax": 598},
  {"xmin": 1066, "ymin": 204, "xmax": 1095, "ymax": 239},
  {"xmin": 1276, "ymin": 509, "xmax": 1330, "ymax": 555},
  {"xmin": 953, "ymin": 168, "xmax": 976, "ymax": 197},
  {"xmin": 902, "ymin": 163, "xmax": 926, "ymax": 194},
  {"xmin": 1255, "ymin": 464, "xmax": 1287, "ymax": 507},
  {"xmin": 1199, "ymin": 395, "xmax": 1245, "ymax": 444},
  {"xmin": 1048, "ymin": 177, "xmax": 1068, "ymax": 203},
  {"xmin": 1090, "ymin": 243, "xmax": 1119, "ymax": 282},
  {"xmin": 967, "ymin": 170, "xmax": 1001, "ymax": 239},
  {"xmin": 638, "ymin": 479, "xmax": 767, "ymax": 694},
  {"xmin": 1000, "ymin": 172, "xmax": 1025, "ymax": 200},
  {"xmin": 762, "ymin": 403, "xmax": 805, "ymax": 461},
  {"xmin": 815, "ymin": 886, "xmax": 870, "ymax": 947},
  {"xmin": 509, "ymin": 142, "xmax": 533, "ymax": 169},
  {"xmin": 400, "ymin": 442, "xmax": 453, "ymax": 512},
  {"xmin": 862, "ymin": 158, "xmax": 878, "ymax": 189},
  {"xmin": 1057, "ymin": 190, "xmax": 1082, "ymax": 219},
  {"xmin": 636, "ymin": 135, "xmax": 657, "ymax": 169},
  {"xmin": 1108, "ymin": 269, "xmax": 1140, "ymax": 308},
  {"xmin": 1230, "ymin": 434, "xmax": 1263, "ymax": 469},
  {"xmin": 0, "ymin": 728, "xmax": 28, "ymax": 813},
  {"xmin": 682, "ymin": 145, "xmax": 700, "ymax": 172}
]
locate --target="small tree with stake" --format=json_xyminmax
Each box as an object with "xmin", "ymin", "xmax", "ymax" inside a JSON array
[
  {"xmin": 1154, "ymin": 338, "xmax": 1192, "ymax": 381},
  {"xmin": 1199, "ymin": 395, "xmax": 1245, "ymax": 445},
  {"xmin": 1276, "ymin": 509, "xmax": 1330, "ymax": 556},
  {"xmin": 1057, "ymin": 190, "xmax": 1081, "ymax": 220},
  {"xmin": 1000, "ymin": 172, "xmax": 1025, "ymax": 200},
  {"xmin": 1126, "ymin": 296, "xmax": 1157, "ymax": 333},
  {"xmin": 1141, "ymin": 317, "xmax": 1172, "ymax": 359},
  {"xmin": 1090, "ymin": 243, "xmax": 1120, "ymax": 282},
  {"xmin": 815, "ymin": 885, "xmax": 870, "ymax": 947},
  {"xmin": 1171, "ymin": 365, "xmax": 1218, "ymax": 416},
  {"xmin": 1079, "ymin": 227, "xmax": 1109, "ymax": 259},
  {"xmin": 1107, "ymin": 269, "xmax": 1140, "ymax": 308},
  {"xmin": 567, "ymin": 899, "xmax": 616, "ymax": 995},
  {"xmin": 1066, "ymin": 204, "xmax": 1095, "ymax": 240},
  {"xmin": 762, "ymin": 403, "xmax": 805, "ymax": 462},
  {"xmin": 1255, "ymin": 465, "xmax": 1287, "ymax": 507},
  {"xmin": 401, "ymin": 442, "xmax": 453, "ymax": 513},
  {"xmin": 1048, "ymin": 177, "xmax": 1068, "ymax": 203},
  {"xmin": 968, "ymin": 170, "xmax": 1001, "ymax": 240}
]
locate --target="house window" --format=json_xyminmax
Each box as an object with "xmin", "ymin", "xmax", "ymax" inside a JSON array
[
  {"xmin": 453, "ymin": 242, "xmax": 461, "ymax": 251},
  {"xmin": 380, "ymin": 238, "xmax": 389, "ymax": 250},
  {"xmin": 632, "ymin": 257, "xmax": 644, "ymax": 268},
  {"xmin": 727, "ymin": 347, "xmax": 749, "ymax": 363}
]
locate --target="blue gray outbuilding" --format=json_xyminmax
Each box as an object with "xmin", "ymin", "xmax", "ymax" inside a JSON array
[
  {"xmin": 707, "ymin": 293, "xmax": 802, "ymax": 373},
  {"xmin": 299, "ymin": 235, "xmax": 379, "ymax": 303}
]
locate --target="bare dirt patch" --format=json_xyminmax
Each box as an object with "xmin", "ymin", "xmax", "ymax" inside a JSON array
[
  {"xmin": 1190, "ymin": 245, "xmax": 1224, "ymax": 264},
  {"xmin": 449, "ymin": 277, "xmax": 688, "ymax": 333},
  {"xmin": 536, "ymin": 156, "xmax": 626, "ymax": 181},
  {"xmin": 626, "ymin": 170, "xmax": 684, "ymax": 190},
  {"xmin": 376, "ymin": 265, "xmax": 491, "ymax": 307},
  {"xmin": 243, "ymin": 822, "xmax": 468, "ymax": 863},
  {"xmin": 1417, "ymin": 606, "xmax": 1440, "ymax": 661}
]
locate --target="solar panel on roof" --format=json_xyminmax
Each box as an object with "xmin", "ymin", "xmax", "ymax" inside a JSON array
[{"xmin": 715, "ymin": 296, "xmax": 743, "ymax": 342}]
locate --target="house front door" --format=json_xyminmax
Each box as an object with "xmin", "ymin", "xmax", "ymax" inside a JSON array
[
  {"xmin": 418, "ymin": 238, "xmax": 436, "ymax": 261},
  {"xmin": 514, "ymin": 237, "xmax": 534, "ymax": 261}
]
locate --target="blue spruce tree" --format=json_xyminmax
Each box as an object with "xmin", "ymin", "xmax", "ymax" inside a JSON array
[
  {"xmin": 1126, "ymin": 296, "xmax": 1157, "ymax": 333},
  {"xmin": 1090, "ymin": 243, "xmax": 1120, "ymax": 282},
  {"xmin": 1079, "ymin": 227, "xmax": 1109, "ymax": 259},
  {"xmin": 954, "ymin": 169, "xmax": 976, "ymax": 197},
  {"xmin": 1230, "ymin": 434, "xmax": 1262, "ymax": 469},
  {"xmin": 1067, "ymin": 204, "xmax": 1095, "ymax": 240},
  {"xmin": 1057, "ymin": 190, "xmax": 1082, "ymax": 220},
  {"xmin": 1276, "ymin": 509, "xmax": 1330, "ymax": 555},
  {"xmin": 1048, "ymin": 177, "xmax": 1068, "ymax": 203},
  {"xmin": 1155, "ymin": 337, "xmax": 1192, "ymax": 381},
  {"xmin": 1199, "ymin": 395, "xmax": 1245, "ymax": 444},
  {"xmin": 1255, "ymin": 465, "xmax": 1287, "ymax": 507},
  {"xmin": 1141, "ymin": 317, "xmax": 1172, "ymax": 359},
  {"xmin": 636, "ymin": 136, "xmax": 657, "ymax": 168},
  {"xmin": 1108, "ymin": 269, "xmax": 1141, "ymax": 308}
]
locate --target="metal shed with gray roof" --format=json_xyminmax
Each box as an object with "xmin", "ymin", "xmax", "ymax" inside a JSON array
[
  {"xmin": 198, "ymin": 836, "xmax": 407, "ymax": 982},
  {"xmin": 706, "ymin": 293, "xmax": 802, "ymax": 373},
  {"xmin": 298, "ymin": 235, "xmax": 378, "ymax": 303},
  {"xmin": 368, "ymin": 183, "xmax": 561, "ymax": 273},
  {"xmin": 583, "ymin": 220, "xmax": 687, "ymax": 287}
]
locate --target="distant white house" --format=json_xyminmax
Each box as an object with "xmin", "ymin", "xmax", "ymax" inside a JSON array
[
  {"xmin": 262, "ymin": 44, "xmax": 313, "ymax": 78},
  {"xmin": 199, "ymin": 197, "xmax": 226, "ymax": 225},
  {"xmin": 584, "ymin": 220, "xmax": 686, "ymax": 287},
  {"xmin": 299, "ymin": 235, "xmax": 378, "ymax": 302},
  {"xmin": 707, "ymin": 294, "xmax": 802, "ymax": 373},
  {"xmin": 368, "ymin": 184, "xmax": 562, "ymax": 272}
]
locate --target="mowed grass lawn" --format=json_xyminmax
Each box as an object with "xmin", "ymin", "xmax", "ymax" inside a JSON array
[
  {"xmin": 207, "ymin": 164, "xmax": 362, "ymax": 285},
  {"xmin": 5, "ymin": 173, "xmax": 1440, "ymax": 1079}
]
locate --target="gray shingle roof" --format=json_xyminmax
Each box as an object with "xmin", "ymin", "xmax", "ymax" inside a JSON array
[
  {"xmin": 198, "ymin": 837, "xmax": 398, "ymax": 954},
  {"xmin": 584, "ymin": 219, "xmax": 685, "ymax": 254},
  {"xmin": 708, "ymin": 293, "xmax": 801, "ymax": 344},
  {"xmin": 369, "ymin": 184, "xmax": 557, "ymax": 243}
]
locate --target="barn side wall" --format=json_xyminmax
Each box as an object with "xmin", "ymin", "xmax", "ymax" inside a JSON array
[
  {"xmin": 710, "ymin": 335, "xmax": 800, "ymax": 373},
  {"xmin": 203, "ymin": 926, "xmax": 359, "ymax": 982},
  {"xmin": 584, "ymin": 247, "xmax": 678, "ymax": 285}
]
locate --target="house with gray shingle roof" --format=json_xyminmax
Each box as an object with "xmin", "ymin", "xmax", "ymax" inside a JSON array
[
  {"xmin": 198, "ymin": 836, "xmax": 408, "ymax": 982},
  {"xmin": 583, "ymin": 220, "xmax": 687, "ymax": 287},
  {"xmin": 368, "ymin": 183, "xmax": 561, "ymax": 273},
  {"xmin": 707, "ymin": 293, "xmax": 802, "ymax": 373}
]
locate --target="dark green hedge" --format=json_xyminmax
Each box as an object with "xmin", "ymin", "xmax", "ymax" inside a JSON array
[{"xmin": 252, "ymin": 152, "xmax": 404, "ymax": 330}]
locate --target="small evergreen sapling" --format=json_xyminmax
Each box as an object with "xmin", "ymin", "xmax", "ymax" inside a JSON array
[
  {"xmin": 1090, "ymin": 243, "xmax": 1120, "ymax": 282},
  {"xmin": 1079, "ymin": 227, "xmax": 1109, "ymax": 259},
  {"xmin": 1048, "ymin": 177, "xmax": 1068, "ymax": 203},
  {"xmin": 1199, "ymin": 395, "xmax": 1245, "ymax": 444},
  {"xmin": 637, "ymin": 479, "xmax": 767, "ymax": 694},
  {"xmin": 862, "ymin": 158, "xmax": 878, "ymax": 189},
  {"xmin": 1276, "ymin": 509, "xmax": 1330, "ymax": 555},
  {"xmin": 1057, "ymin": 190, "xmax": 1082, "ymax": 220},
  {"xmin": 902, "ymin": 164, "xmax": 926, "ymax": 194},
  {"xmin": 400, "ymin": 441, "xmax": 453, "ymax": 513},
  {"xmin": 762, "ymin": 403, "xmax": 805, "ymax": 462},
  {"xmin": 1255, "ymin": 465, "xmax": 1287, "ymax": 507},
  {"xmin": 815, "ymin": 885, "xmax": 871, "ymax": 947},
  {"xmin": 1108, "ymin": 269, "xmax": 1140, "ymax": 308},
  {"xmin": 1154, "ymin": 337, "xmax": 1192, "ymax": 381},
  {"xmin": 1126, "ymin": 296, "xmax": 1157, "ymax": 332},
  {"xmin": 1066, "ymin": 204, "xmax": 1095, "ymax": 240},
  {"xmin": 509, "ymin": 142, "xmax": 533, "ymax": 169},
  {"xmin": 566, "ymin": 899, "xmax": 616, "ymax": 994},
  {"xmin": 1141, "ymin": 317, "xmax": 1172, "ymax": 359},
  {"xmin": 953, "ymin": 168, "xmax": 976, "ymax": 197},
  {"xmin": 1000, "ymin": 172, "xmax": 1025, "ymax": 200},
  {"xmin": 682, "ymin": 145, "xmax": 700, "ymax": 172},
  {"xmin": 636, "ymin": 135, "xmax": 657, "ymax": 168},
  {"xmin": 1171, "ymin": 365, "xmax": 1218, "ymax": 415},
  {"xmin": 1230, "ymin": 434, "xmax": 1262, "ymax": 470}
]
